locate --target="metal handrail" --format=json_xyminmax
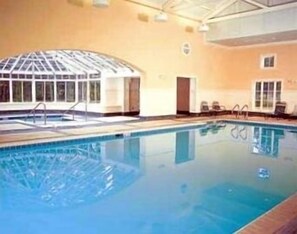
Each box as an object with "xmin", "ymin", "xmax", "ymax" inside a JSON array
[
  {"xmin": 231, "ymin": 104, "xmax": 240, "ymax": 118},
  {"xmin": 240, "ymin": 104, "xmax": 249, "ymax": 119},
  {"xmin": 63, "ymin": 101, "xmax": 88, "ymax": 121},
  {"xmin": 26, "ymin": 102, "xmax": 47, "ymax": 125},
  {"xmin": 63, "ymin": 101, "xmax": 82, "ymax": 120}
]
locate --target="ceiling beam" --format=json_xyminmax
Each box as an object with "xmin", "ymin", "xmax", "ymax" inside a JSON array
[
  {"xmin": 206, "ymin": 1, "xmax": 297, "ymax": 23},
  {"xmin": 123, "ymin": 0, "xmax": 201, "ymax": 22},
  {"xmin": 162, "ymin": 0, "xmax": 176, "ymax": 10},
  {"xmin": 168, "ymin": 0, "xmax": 211, "ymax": 12},
  {"xmin": 243, "ymin": 0, "xmax": 268, "ymax": 9},
  {"xmin": 202, "ymin": 0, "xmax": 238, "ymax": 22}
]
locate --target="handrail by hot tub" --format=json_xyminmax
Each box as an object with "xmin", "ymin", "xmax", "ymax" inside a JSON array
[
  {"xmin": 63, "ymin": 101, "xmax": 88, "ymax": 121},
  {"xmin": 26, "ymin": 102, "xmax": 47, "ymax": 125}
]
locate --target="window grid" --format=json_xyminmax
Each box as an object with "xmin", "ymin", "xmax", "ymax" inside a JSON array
[{"xmin": 254, "ymin": 80, "xmax": 282, "ymax": 111}]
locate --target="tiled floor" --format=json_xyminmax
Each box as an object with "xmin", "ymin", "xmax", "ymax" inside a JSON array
[{"xmin": 0, "ymin": 114, "xmax": 297, "ymax": 233}]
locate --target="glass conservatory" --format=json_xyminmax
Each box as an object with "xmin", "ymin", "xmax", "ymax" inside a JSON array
[{"xmin": 0, "ymin": 50, "xmax": 140, "ymax": 114}]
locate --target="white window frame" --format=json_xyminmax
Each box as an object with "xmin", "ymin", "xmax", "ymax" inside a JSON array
[
  {"xmin": 260, "ymin": 54, "xmax": 277, "ymax": 69},
  {"xmin": 89, "ymin": 80, "xmax": 101, "ymax": 103},
  {"xmin": 12, "ymin": 80, "xmax": 33, "ymax": 103},
  {"xmin": 252, "ymin": 79, "xmax": 283, "ymax": 112}
]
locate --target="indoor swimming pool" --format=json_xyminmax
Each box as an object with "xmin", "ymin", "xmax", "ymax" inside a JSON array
[{"xmin": 0, "ymin": 121, "xmax": 297, "ymax": 234}]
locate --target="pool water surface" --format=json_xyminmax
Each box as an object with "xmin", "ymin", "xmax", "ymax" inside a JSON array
[{"xmin": 0, "ymin": 122, "xmax": 297, "ymax": 234}]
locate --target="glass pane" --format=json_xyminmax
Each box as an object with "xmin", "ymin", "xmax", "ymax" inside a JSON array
[
  {"xmin": 255, "ymin": 82, "xmax": 261, "ymax": 91},
  {"xmin": 255, "ymin": 91, "xmax": 261, "ymax": 100},
  {"xmin": 276, "ymin": 92, "xmax": 281, "ymax": 101},
  {"xmin": 264, "ymin": 58, "xmax": 270, "ymax": 67},
  {"xmin": 23, "ymin": 81, "xmax": 32, "ymax": 102},
  {"xmin": 90, "ymin": 82, "xmax": 95, "ymax": 102},
  {"xmin": 268, "ymin": 82, "xmax": 274, "ymax": 91},
  {"xmin": 36, "ymin": 82, "xmax": 44, "ymax": 102},
  {"xmin": 0, "ymin": 81, "xmax": 10, "ymax": 102},
  {"xmin": 78, "ymin": 82, "xmax": 82, "ymax": 101},
  {"xmin": 45, "ymin": 82, "xmax": 54, "ymax": 102},
  {"xmin": 276, "ymin": 81, "xmax": 281, "ymax": 91},
  {"xmin": 270, "ymin": 57, "xmax": 274, "ymax": 67},
  {"xmin": 263, "ymin": 82, "xmax": 268, "ymax": 91},
  {"xmin": 56, "ymin": 82, "xmax": 65, "ymax": 102},
  {"xmin": 263, "ymin": 101, "xmax": 268, "ymax": 108},
  {"xmin": 264, "ymin": 56, "xmax": 274, "ymax": 67},
  {"xmin": 78, "ymin": 82, "xmax": 87, "ymax": 102},
  {"xmin": 255, "ymin": 101, "xmax": 261, "ymax": 107},
  {"xmin": 66, "ymin": 82, "xmax": 75, "ymax": 102},
  {"xmin": 267, "ymin": 99, "xmax": 273, "ymax": 108},
  {"xmin": 263, "ymin": 90, "xmax": 268, "ymax": 108},
  {"xmin": 96, "ymin": 81, "xmax": 100, "ymax": 102},
  {"xmin": 13, "ymin": 81, "xmax": 22, "ymax": 102}
]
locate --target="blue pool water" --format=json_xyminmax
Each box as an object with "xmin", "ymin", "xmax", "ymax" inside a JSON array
[
  {"xmin": 0, "ymin": 114, "xmax": 73, "ymax": 123},
  {"xmin": 0, "ymin": 122, "xmax": 297, "ymax": 234},
  {"xmin": 25, "ymin": 115, "xmax": 73, "ymax": 123}
]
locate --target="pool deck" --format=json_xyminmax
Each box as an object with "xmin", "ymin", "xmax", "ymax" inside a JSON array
[{"xmin": 0, "ymin": 114, "xmax": 297, "ymax": 233}]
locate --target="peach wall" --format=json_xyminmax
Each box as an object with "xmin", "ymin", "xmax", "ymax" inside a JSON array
[
  {"xmin": 0, "ymin": 0, "xmax": 230, "ymax": 116},
  {"xmin": 225, "ymin": 44, "xmax": 297, "ymax": 89},
  {"xmin": 1, "ymin": 0, "xmax": 297, "ymax": 115},
  {"xmin": 224, "ymin": 43, "xmax": 297, "ymax": 111}
]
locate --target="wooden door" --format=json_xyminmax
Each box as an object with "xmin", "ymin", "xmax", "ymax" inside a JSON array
[
  {"xmin": 176, "ymin": 77, "xmax": 190, "ymax": 114},
  {"xmin": 129, "ymin": 78, "xmax": 140, "ymax": 113}
]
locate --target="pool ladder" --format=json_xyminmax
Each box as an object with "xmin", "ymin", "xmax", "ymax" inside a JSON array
[
  {"xmin": 231, "ymin": 104, "xmax": 248, "ymax": 119},
  {"xmin": 240, "ymin": 104, "xmax": 249, "ymax": 119},
  {"xmin": 26, "ymin": 102, "xmax": 47, "ymax": 125}
]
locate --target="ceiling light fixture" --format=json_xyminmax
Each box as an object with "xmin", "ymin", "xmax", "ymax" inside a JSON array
[
  {"xmin": 93, "ymin": 0, "xmax": 110, "ymax": 7},
  {"xmin": 154, "ymin": 0, "xmax": 171, "ymax": 22},
  {"xmin": 154, "ymin": 11, "xmax": 168, "ymax": 22},
  {"xmin": 198, "ymin": 23, "xmax": 209, "ymax": 32}
]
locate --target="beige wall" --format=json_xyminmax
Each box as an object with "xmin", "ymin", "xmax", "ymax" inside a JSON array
[
  {"xmin": 0, "ymin": 0, "xmax": 230, "ymax": 116},
  {"xmin": 1, "ymin": 0, "xmax": 297, "ymax": 115},
  {"xmin": 224, "ymin": 43, "xmax": 297, "ymax": 112}
]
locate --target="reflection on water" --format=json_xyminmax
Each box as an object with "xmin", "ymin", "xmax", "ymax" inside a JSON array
[
  {"xmin": 252, "ymin": 127, "xmax": 285, "ymax": 157},
  {"xmin": 0, "ymin": 141, "xmax": 141, "ymax": 210},
  {"xmin": 230, "ymin": 125, "xmax": 247, "ymax": 140},
  {"xmin": 175, "ymin": 131, "xmax": 195, "ymax": 164},
  {"xmin": 199, "ymin": 123, "xmax": 226, "ymax": 136},
  {"xmin": 0, "ymin": 123, "xmax": 297, "ymax": 234}
]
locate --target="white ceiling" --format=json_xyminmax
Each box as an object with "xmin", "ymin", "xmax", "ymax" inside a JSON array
[
  {"xmin": 132, "ymin": 0, "xmax": 297, "ymax": 23},
  {"xmin": 129, "ymin": 0, "xmax": 297, "ymax": 46}
]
